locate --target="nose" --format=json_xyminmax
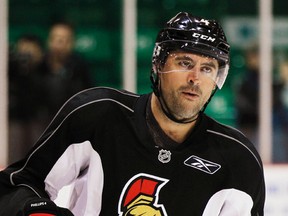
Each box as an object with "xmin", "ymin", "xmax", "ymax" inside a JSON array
[{"xmin": 187, "ymin": 68, "xmax": 200, "ymax": 85}]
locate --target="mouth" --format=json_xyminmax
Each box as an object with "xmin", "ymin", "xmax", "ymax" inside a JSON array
[{"xmin": 182, "ymin": 91, "xmax": 199, "ymax": 100}]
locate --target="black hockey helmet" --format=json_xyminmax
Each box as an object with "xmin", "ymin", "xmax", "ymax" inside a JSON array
[{"xmin": 151, "ymin": 12, "xmax": 230, "ymax": 92}]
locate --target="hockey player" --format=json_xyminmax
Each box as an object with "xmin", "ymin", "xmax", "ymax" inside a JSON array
[{"xmin": 0, "ymin": 12, "xmax": 265, "ymax": 216}]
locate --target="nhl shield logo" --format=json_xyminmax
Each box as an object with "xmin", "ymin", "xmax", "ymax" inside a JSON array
[{"xmin": 158, "ymin": 149, "xmax": 171, "ymax": 163}]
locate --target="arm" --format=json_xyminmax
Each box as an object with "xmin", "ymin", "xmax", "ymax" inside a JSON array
[
  {"xmin": 202, "ymin": 161, "xmax": 265, "ymax": 216},
  {"xmin": 0, "ymin": 91, "xmax": 97, "ymax": 215},
  {"xmin": 204, "ymin": 126, "xmax": 266, "ymax": 216}
]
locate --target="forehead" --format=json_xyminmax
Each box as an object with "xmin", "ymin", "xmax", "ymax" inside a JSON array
[
  {"xmin": 50, "ymin": 25, "xmax": 73, "ymax": 38},
  {"xmin": 167, "ymin": 51, "xmax": 218, "ymax": 63}
]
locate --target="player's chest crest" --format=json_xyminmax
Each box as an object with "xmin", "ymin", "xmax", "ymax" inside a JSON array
[{"xmin": 158, "ymin": 149, "xmax": 171, "ymax": 163}]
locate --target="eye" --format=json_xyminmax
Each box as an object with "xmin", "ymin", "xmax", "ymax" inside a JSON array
[
  {"xmin": 201, "ymin": 66, "xmax": 213, "ymax": 74},
  {"xmin": 178, "ymin": 60, "xmax": 193, "ymax": 70}
]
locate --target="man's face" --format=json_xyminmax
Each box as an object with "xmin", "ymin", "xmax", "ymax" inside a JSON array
[
  {"xmin": 48, "ymin": 25, "xmax": 74, "ymax": 57},
  {"xmin": 158, "ymin": 51, "xmax": 218, "ymax": 121},
  {"xmin": 17, "ymin": 40, "xmax": 43, "ymax": 65}
]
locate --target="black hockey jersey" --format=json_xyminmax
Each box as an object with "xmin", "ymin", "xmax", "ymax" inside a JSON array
[{"xmin": 0, "ymin": 87, "xmax": 265, "ymax": 215}]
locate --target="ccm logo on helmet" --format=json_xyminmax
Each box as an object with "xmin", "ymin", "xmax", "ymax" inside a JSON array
[{"xmin": 192, "ymin": 33, "xmax": 215, "ymax": 42}]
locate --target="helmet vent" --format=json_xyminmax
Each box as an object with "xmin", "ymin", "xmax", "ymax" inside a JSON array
[{"xmin": 218, "ymin": 42, "xmax": 230, "ymax": 54}]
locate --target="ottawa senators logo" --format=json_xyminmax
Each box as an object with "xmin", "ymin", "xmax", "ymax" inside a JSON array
[{"xmin": 118, "ymin": 173, "xmax": 169, "ymax": 216}]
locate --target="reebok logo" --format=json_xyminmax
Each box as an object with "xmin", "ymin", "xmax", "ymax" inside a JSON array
[{"xmin": 184, "ymin": 155, "xmax": 221, "ymax": 174}]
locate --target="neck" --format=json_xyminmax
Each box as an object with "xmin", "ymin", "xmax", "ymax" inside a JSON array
[{"xmin": 151, "ymin": 94, "xmax": 197, "ymax": 143}]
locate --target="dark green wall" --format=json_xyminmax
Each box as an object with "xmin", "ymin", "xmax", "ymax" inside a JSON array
[{"xmin": 10, "ymin": 0, "xmax": 286, "ymax": 126}]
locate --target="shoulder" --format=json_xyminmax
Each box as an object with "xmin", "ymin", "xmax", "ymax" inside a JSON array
[
  {"xmin": 201, "ymin": 115, "xmax": 265, "ymax": 210},
  {"xmin": 203, "ymin": 115, "xmax": 263, "ymax": 168},
  {"xmin": 205, "ymin": 115, "xmax": 248, "ymax": 143},
  {"xmin": 48, "ymin": 87, "xmax": 140, "ymax": 126},
  {"xmin": 61, "ymin": 87, "xmax": 139, "ymax": 112},
  {"xmin": 204, "ymin": 114, "xmax": 251, "ymax": 143}
]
